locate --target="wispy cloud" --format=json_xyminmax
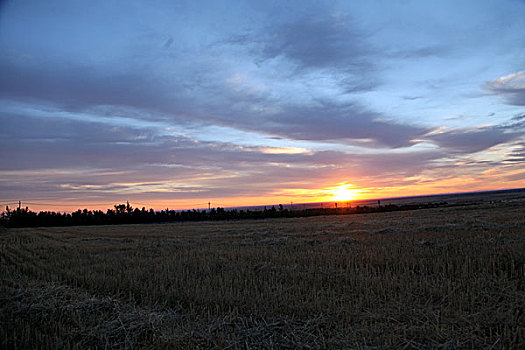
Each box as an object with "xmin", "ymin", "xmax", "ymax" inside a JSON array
[
  {"xmin": 426, "ymin": 125, "xmax": 523, "ymax": 154},
  {"xmin": 485, "ymin": 70, "xmax": 525, "ymax": 106},
  {"xmin": 1, "ymin": 0, "xmax": 525, "ymax": 209},
  {"xmin": 259, "ymin": 14, "xmax": 371, "ymax": 73}
]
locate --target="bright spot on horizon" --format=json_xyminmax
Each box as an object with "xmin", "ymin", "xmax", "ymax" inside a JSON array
[
  {"xmin": 1, "ymin": 1, "xmax": 524, "ymax": 211},
  {"xmin": 329, "ymin": 184, "xmax": 360, "ymax": 202}
]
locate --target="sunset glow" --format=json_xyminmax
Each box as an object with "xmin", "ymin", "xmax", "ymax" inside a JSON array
[
  {"xmin": 328, "ymin": 184, "xmax": 361, "ymax": 202},
  {"xmin": 1, "ymin": 1, "xmax": 524, "ymax": 213}
]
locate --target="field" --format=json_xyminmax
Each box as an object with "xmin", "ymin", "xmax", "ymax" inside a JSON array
[{"xmin": 1, "ymin": 197, "xmax": 524, "ymax": 349}]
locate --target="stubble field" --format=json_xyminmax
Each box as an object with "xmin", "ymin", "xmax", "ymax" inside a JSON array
[{"xmin": 1, "ymin": 198, "xmax": 524, "ymax": 349}]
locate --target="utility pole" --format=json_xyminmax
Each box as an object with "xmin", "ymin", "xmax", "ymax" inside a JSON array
[
  {"xmin": 208, "ymin": 202, "xmax": 211, "ymax": 211},
  {"xmin": 18, "ymin": 201, "xmax": 21, "ymax": 210}
]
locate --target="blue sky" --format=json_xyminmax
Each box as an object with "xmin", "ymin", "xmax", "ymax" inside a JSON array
[{"xmin": 1, "ymin": 0, "xmax": 524, "ymax": 210}]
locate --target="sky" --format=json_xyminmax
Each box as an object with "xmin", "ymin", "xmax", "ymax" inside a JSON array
[{"xmin": 1, "ymin": 0, "xmax": 524, "ymax": 212}]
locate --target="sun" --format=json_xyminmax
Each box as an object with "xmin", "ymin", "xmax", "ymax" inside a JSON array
[{"xmin": 329, "ymin": 184, "xmax": 359, "ymax": 202}]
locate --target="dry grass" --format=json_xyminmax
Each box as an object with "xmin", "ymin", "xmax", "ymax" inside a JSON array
[{"xmin": 1, "ymin": 198, "xmax": 524, "ymax": 349}]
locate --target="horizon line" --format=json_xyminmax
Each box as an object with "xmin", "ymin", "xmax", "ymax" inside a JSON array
[{"xmin": 2, "ymin": 187, "xmax": 523, "ymax": 214}]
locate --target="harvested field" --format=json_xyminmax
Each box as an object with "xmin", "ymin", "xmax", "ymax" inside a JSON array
[{"xmin": 1, "ymin": 199, "xmax": 524, "ymax": 349}]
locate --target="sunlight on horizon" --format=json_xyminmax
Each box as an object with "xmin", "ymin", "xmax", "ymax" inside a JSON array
[{"xmin": 327, "ymin": 184, "xmax": 361, "ymax": 202}]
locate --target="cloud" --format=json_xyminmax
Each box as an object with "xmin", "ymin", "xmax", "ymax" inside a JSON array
[
  {"xmin": 258, "ymin": 101, "xmax": 429, "ymax": 148},
  {"xmin": 3, "ymin": 105, "xmax": 523, "ymax": 206},
  {"xmin": 0, "ymin": 109, "xmax": 445, "ymax": 202},
  {"xmin": 485, "ymin": 70, "xmax": 525, "ymax": 106},
  {"xmin": 427, "ymin": 125, "xmax": 522, "ymax": 154},
  {"xmin": 402, "ymin": 46, "xmax": 448, "ymax": 58},
  {"xmin": 0, "ymin": 57, "xmax": 190, "ymax": 116},
  {"xmin": 259, "ymin": 14, "xmax": 369, "ymax": 71},
  {"xmin": 2, "ymin": 0, "xmax": 525, "ymax": 207},
  {"xmin": 0, "ymin": 2, "xmax": 432, "ymax": 150},
  {"xmin": 248, "ymin": 11, "xmax": 381, "ymax": 94},
  {"xmin": 424, "ymin": 114, "xmax": 525, "ymax": 154},
  {"xmin": 508, "ymin": 114, "xmax": 525, "ymax": 128},
  {"xmin": 505, "ymin": 141, "xmax": 525, "ymax": 162},
  {"xmin": 0, "ymin": 48, "xmax": 426, "ymax": 149}
]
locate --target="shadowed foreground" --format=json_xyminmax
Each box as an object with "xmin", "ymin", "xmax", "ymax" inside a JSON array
[{"xmin": 1, "ymin": 200, "xmax": 524, "ymax": 349}]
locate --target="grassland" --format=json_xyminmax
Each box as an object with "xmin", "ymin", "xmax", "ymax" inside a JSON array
[{"xmin": 1, "ymin": 198, "xmax": 524, "ymax": 349}]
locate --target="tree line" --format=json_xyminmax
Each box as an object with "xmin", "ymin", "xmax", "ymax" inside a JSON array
[{"xmin": 0, "ymin": 201, "xmax": 450, "ymax": 228}]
